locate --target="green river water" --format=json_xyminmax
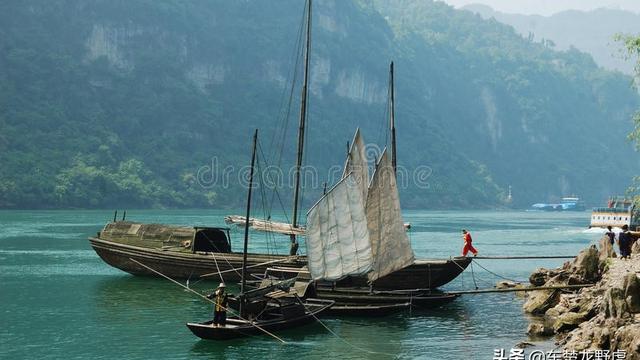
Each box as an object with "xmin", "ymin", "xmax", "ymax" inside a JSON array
[{"xmin": 0, "ymin": 210, "xmax": 601, "ymax": 359}]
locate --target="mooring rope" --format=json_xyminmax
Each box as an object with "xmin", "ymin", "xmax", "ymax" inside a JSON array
[
  {"xmin": 471, "ymin": 259, "xmax": 524, "ymax": 283},
  {"xmin": 469, "ymin": 261, "xmax": 479, "ymax": 290},
  {"xmin": 294, "ymin": 294, "xmax": 397, "ymax": 357}
]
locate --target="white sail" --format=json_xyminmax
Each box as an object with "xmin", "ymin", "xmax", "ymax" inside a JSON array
[
  {"xmin": 366, "ymin": 149, "xmax": 415, "ymax": 281},
  {"xmin": 342, "ymin": 128, "xmax": 370, "ymax": 205},
  {"xmin": 305, "ymin": 174, "xmax": 373, "ymax": 281}
]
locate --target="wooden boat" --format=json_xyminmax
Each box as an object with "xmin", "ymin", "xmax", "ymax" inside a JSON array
[
  {"xmin": 186, "ymin": 298, "xmax": 333, "ymax": 340},
  {"xmin": 89, "ymin": 224, "xmax": 305, "ymax": 279},
  {"xmin": 255, "ymin": 267, "xmax": 459, "ymax": 316},
  {"xmin": 88, "ymin": 231, "xmax": 470, "ymax": 289}
]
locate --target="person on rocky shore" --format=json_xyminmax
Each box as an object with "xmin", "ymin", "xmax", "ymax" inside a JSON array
[
  {"xmin": 461, "ymin": 229, "xmax": 478, "ymax": 257},
  {"xmin": 617, "ymin": 224, "xmax": 632, "ymax": 259},
  {"xmin": 605, "ymin": 225, "xmax": 616, "ymax": 245}
]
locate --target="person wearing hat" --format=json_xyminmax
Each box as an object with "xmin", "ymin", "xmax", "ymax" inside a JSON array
[{"xmin": 207, "ymin": 283, "xmax": 229, "ymax": 327}]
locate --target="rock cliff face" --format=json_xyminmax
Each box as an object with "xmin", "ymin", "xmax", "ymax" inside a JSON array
[{"xmin": 524, "ymin": 237, "xmax": 640, "ymax": 359}]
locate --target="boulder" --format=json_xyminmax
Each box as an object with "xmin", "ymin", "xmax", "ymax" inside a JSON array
[
  {"xmin": 523, "ymin": 288, "xmax": 561, "ymax": 315},
  {"xmin": 545, "ymin": 304, "xmax": 569, "ymax": 320},
  {"xmin": 603, "ymin": 287, "xmax": 629, "ymax": 319},
  {"xmin": 553, "ymin": 311, "xmax": 588, "ymax": 332},
  {"xmin": 529, "ymin": 268, "xmax": 550, "ymax": 286},
  {"xmin": 623, "ymin": 273, "xmax": 640, "ymax": 313},
  {"xmin": 496, "ymin": 280, "xmax": 520, "ymax": 289},
  {"xmin": 577, "ymin": 298, "xmax": 599, "ymax": 319},
  {"xmin": 570, "ymin": 246, "xmax": 600, "ymax": 283},
  {"xmin": 562, "ymin": 315, "xmax": 612, "ymax": 352},
  {"xmin": 610, "ymin": 324, "xmax": 640, "ymax": 357},
  {"xmin": 527, "ymin": 322, "xmax": 552, "ymax": 336},
  {"xmin": 594, "ymin": 326, "xmax": 611, "ymax": 349}
]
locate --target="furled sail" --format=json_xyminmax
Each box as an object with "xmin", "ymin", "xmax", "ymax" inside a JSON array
[
  {"xmin": 343, "ymin": 128, "xmax": 370, "ymax": 205},
  {"xmin": 305, "ymin": 173, "xmax": 373, "ymax": 281},
  {"xmin": 366, "ymin": 149, "xmax": 415, "ymax": 281},
  {"xmin": 224, "ymin": 215, "xmax": 305, "ymax": 236}
]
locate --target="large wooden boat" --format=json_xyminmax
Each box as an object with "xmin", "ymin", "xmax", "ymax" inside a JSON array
[
  {"xmin": 88, "ymin": 222, "xmax": 471, "ymax": 290},
  {"xmin": 248, "ymin": 269, "xmax": 459, "ymax": 317}
]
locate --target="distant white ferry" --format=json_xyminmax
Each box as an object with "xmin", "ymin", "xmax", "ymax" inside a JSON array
[
  {"xmin": 590, "ymin": 197, "xmax": 639, "ymax": 229},
  {"xmin": 530, "ymin": 196, "xmax": 586, "ymax": 211}
]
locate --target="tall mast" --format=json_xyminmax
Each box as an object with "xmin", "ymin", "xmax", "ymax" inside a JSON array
[
  {"xmin": 290, "ymin": 0, "xmax": 311, "ymax": 255},
  {"xmin": 240, "ymin": 129, "xmax": 258, "ymax": 316},
  {"xmin": 390, "ymin": 61, "xmax": 397, "ymax": 177}
]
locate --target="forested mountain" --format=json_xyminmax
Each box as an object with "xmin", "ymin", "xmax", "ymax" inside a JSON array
[
  {"xmin": 462, "ymin": 4, "xmax": 640, "ymax": 74},
  {"xmin": 0, "ymin": 0, "xmax": 638, "ymax": 210}
]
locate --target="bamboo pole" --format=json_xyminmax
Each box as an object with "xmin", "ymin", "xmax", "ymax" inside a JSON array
[
  {"xmin": 472, "ymin": 256, "xmax": 576, "ymax": 259},
  {"xmin": 128, "ymin": 258, "xmax": 286, "ymax": 343},
  {"xmin": 449, "ymin": 284, "xmax": 593, "ymax": 295}
]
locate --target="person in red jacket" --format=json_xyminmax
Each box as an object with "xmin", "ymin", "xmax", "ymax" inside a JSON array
[{"xmin": 461, "ymin": 229, "xmax": 478, "ymax": 257}]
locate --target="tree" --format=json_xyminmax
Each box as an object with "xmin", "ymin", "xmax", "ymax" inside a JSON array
[{"xmin": 615, "ymin": 34, "xmax": 640, "ymax": 202}]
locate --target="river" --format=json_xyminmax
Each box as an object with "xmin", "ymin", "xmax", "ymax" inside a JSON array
[{"xmin": 0, "ymin": 210, "xmax": 601, "ymax": 359}]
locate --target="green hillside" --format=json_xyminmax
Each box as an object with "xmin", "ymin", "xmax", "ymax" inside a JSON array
[
  {"xmin": 462, "ymin": 4, "xmax": 640, "ymax": 74},
  {"xmin": 0, "ymin": 0, "xmax": 637, "ymax": 210}
]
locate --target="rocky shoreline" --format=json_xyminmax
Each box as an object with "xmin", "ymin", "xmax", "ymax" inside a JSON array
[{"xmin": 522, "ymin": 237, "xmax": 640, "ymax": 358}]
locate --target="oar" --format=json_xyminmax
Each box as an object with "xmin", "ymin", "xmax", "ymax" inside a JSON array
[{"xmin": 128, "ymin": 258, "xmax": 286, "ymax": 344}]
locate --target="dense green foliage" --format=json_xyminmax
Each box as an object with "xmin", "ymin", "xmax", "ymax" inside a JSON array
[
  {"xmin": 0, "ymin": 0, "xmax": 638, "ymax": 210},
  {"xmin": 616, "ymin": 34, "xmax": 640, "ymax": 202}
]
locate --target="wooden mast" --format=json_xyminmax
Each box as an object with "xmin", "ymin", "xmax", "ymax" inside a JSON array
[
  {"xmin": 240, "ymin": 129, "xmax": 258, "ymax": 317},
  {"xmin": 290, "ymin": 0, "xmax": 312, "ymax": 256},
  {"xmin": 390, "ymin": 61, "xmax": 397, "ymax": 177}
]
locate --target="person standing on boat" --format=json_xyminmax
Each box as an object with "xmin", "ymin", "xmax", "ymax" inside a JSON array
[
  {"xmin": 461, "ymin": 229, "xmax": 478, "ymax": 257},
  {"xmin": 605, "ymin": 226, "xmax": 616, "ymax": 245},
  {"xmin": 617, "ymin": 225, "xmax": 632, "ymax": 259},
  {"xmin": 207, "ymin": 283, "xmax": 228, "ymax": 327}
]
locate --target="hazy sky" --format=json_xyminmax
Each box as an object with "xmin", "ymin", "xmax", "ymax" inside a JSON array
[{"xmin": 438, "ymin": 0, "xmax": 640, "ymax": 16}]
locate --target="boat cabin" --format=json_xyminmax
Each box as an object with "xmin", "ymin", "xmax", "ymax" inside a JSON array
[
  {"xmin": 192, "ymin": 227, "xmax": 231, "ymax": 253},
  {"xmin": 98, "ymin": 221, "xmax": 232, "ymax": 253}
]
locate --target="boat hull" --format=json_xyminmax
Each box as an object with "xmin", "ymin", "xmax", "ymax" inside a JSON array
[
  {"xmin": 318, "ymin": 290, "xmax": 458, "ymax": 316},
  {"xmin": 89, "ymin": 237, "xmax": 471, "ymax": 289},
  {"xmin": 186, "ymin": 299, "xmax": 333, "ymax": 340}
]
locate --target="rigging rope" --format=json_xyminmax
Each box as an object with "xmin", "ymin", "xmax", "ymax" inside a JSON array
[
  {"xmin": 266, "ymin": 0, "xmax": 307, "ymax": 221},
  {"xmin": 469, "ymin": 261, "xmax": 479, "ymax": 290},
  {"xmin": 260, "ymin": 129, "xmax": 292, "ymax": 227}
]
